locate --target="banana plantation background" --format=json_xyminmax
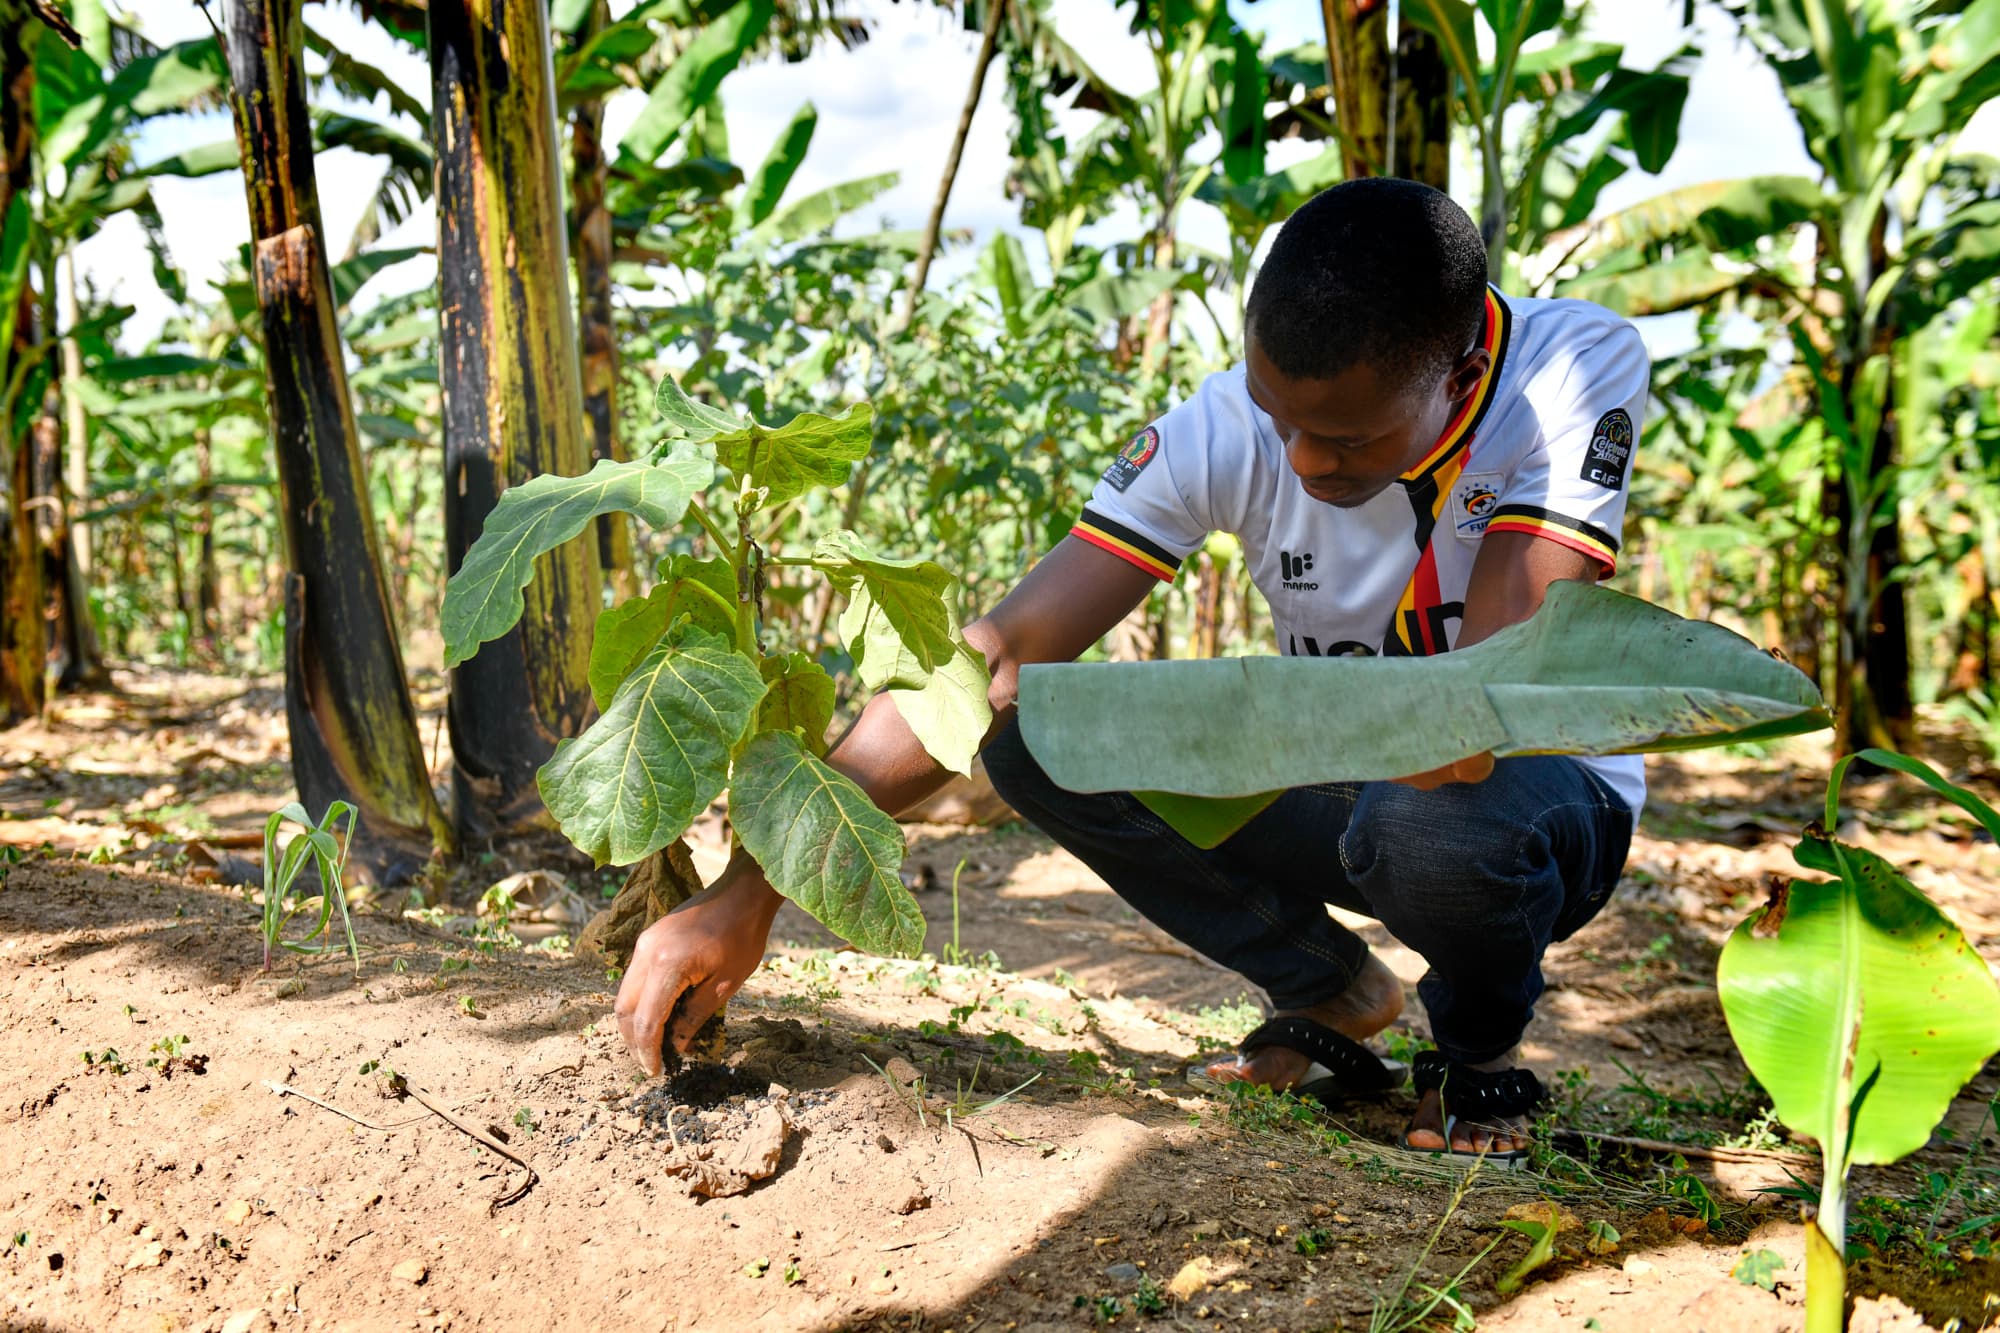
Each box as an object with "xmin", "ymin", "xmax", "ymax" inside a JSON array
[{"xmin": 5, "ymin": 0, "xmax": 2000, "ymax": 863}]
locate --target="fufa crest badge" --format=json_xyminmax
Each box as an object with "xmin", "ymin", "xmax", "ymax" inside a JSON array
[
  {"xmin": 1452, "ymin": 472, "xmax": 1503, "ymax": 536},
  {"xmin": 1104, "ymin": 426, "xmax": 1160, "ymax": 493}
]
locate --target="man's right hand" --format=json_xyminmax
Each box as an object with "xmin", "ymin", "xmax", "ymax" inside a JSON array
[{"xmin": 613, "ymin": 854, "xmax": 782, "ymax": 1077}]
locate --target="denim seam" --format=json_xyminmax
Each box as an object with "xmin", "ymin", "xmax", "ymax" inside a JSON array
[{"xmin": 1111, "ymin": 791, "xmax": 1359, "ymax": 982}]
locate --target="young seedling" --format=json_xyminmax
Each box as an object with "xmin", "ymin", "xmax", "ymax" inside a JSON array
[
  {"xmin": 439, "ymin": 378, "xmax": 993, "ymax": 958},
  {"xmin": 1718, "ymin": 749, "xmax": 2000, "ymax": 1333},
  {"xmin": 255, "ymin": 801, "xmax": 360, "ymax": 974}
]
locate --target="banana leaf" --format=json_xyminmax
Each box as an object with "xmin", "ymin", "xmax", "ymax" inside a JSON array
[{"xmin": 1018, "ymin": 582, "xmax": 1828, "ymax": 847}]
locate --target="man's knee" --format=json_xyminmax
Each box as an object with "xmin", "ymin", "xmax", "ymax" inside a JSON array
[{"xmin": 1342, "ymin": 780, "xmax": 1541, "ymax": 909}]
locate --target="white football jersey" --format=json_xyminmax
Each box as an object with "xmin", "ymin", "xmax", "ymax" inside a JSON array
[{"xmin": 1072, "ymin": 289, "xmax": 1650, "ymax": 815}]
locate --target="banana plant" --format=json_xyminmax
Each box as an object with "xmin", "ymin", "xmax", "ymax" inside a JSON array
[
  {"xmin": 1549, "ymin": 0, "xmax": 2000, "ymax": 755},
  {"xmin": 1403, "ymin": 0, "xmax": 1694, "ymax": 285},
  {"xmin": 1718, "ymin": 751, "xmax": 2000, "ymax": 1333},
  {"xmin": 439, "ymin": 375, "xmax": 994, "ymax": 956}
]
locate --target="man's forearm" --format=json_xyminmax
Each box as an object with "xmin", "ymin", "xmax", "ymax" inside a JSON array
[{"xmin": 823, "ymin": 617, "xmax": 1017, "ymax": 817}]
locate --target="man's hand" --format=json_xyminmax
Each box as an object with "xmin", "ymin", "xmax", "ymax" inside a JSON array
[
  {"xmin": 1391, "ymin": 751, "xmax": 1496, "ymax": 791},
  {"xmin": 613, "ymin": 855, "xmax": 782, "ymax": 1077}
]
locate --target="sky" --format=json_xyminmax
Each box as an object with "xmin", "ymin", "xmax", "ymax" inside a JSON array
[{"xmin": 77, "ymin": 0, "xmax": 1954, "ymax": 355}]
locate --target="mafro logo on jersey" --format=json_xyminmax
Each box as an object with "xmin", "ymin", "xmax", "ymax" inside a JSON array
[{"xmin": 1104, "ymin": 426, "xmax": 1160, "ymax": 493}]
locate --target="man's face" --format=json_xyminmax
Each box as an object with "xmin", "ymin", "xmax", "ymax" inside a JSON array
[{"xmin": 1244, "ymin": 337, "xmax": 1487, "ymax": 509}]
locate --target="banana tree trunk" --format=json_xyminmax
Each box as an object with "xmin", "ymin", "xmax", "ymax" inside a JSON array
[
  {"xmin": 431, "ymin": 0, "xmax": 601, "ymax": 841},
  {"xmin": 568, "ymin": 0, "xmax": 632, "ymax": 597},
  {"xmin": 222, "ymin": 0, "xmax": 454, "ymax": 874},
  {"xmin": 1320, "ymin": 0, "xmax": 1449, "ymax": 188},
  {"xmin": 0, "ymin": 10, "xmax": 45, "ymax": 724}
]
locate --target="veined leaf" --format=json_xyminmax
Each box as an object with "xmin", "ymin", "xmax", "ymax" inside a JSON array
[
  {"xmin": 759, "ymin": 652, "xmax": 837, "ymax": 757},
  {"xmin": 1018, "ymin": 581, "xmax": 1829, "ymax": 804},
  {"xmin": 328, "ymin": 246, "xmax": 428, "ymax": 308},
  {"xmin": 138, "ymin": 139, "xmax": 240, "ymax": 178},
  {"xmin": 888, "ymin": 640, "xmax": 992, "ymax": 779},
  {"xmin": 442, "ymin": 453, "xmax": 713, "ymax": 667},
  {"xmin": 1719, "ymin": 839, "xmax": 2000, "ymax": 1167},
  {"xmin": 730, "ymin": 730, "xmax": 922, "ymax": 957},
  {"xmin": 816, "ymin": 531, "xmax": 958, "ymax": 691},
  {"xmin": 1554, "ymin": 246, "xmax": 1746, "ymax": 317},
  {"xmin": 540, "ymin": 625, "xmax": 764, "ymax": 866},
  {"xmin": 655, "ymin": 372, "xmax": 746, "ymax": 442},
  {"xmin": 714, "ymin": 402, "xmax": 872, "ymax": 510},
  {"xmin": 587, "ymin": 555, "xmax": 738, "ymax": 707},
  {"xmin": 979, "ymin": 231, "xmax": 1034, "ymax": 339}
]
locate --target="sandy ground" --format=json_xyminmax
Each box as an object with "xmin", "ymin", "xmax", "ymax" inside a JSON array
[{"xmin": 2, "ymin": 668, "xmax": 1997, "ymax": 1332}]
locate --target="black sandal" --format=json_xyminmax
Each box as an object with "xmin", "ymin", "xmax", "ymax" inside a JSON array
[
  {"xmin": 1188, "ymin": 1016, "xmax": 1406, "ymax": 1104},
  {"xmin": 1400, "ymin": 1051, "xmax": 1544, "ymax": 1166}
]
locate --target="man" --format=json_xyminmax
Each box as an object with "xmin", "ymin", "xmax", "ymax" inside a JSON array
[{"xmin": 615, "ymin": 179, "xmax": 1644, "ymax": 1161}]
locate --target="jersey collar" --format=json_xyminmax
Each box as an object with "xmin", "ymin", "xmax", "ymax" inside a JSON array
[{"xmin": 1399, "ymin": 287, "xmax": 1513, "ymax": 486}]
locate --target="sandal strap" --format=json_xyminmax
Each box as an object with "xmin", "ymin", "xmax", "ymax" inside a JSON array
[
  {"xmin": 1411, "ymin": 1051, "xmax": 1543, "ymax": 1119},
  {"xmin": 1239, "ymin": 1017, "xmax": 1399, "ymax": 1091}
]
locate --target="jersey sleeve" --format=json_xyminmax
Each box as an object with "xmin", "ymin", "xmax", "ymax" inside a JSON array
[
  {"xmin": 1071, "ymin": 367, "xmax": 1248, "ymax": 583},
  {"xmin": 1488, "ymin": 323, "xmax": 1649, "ymax": 577}
]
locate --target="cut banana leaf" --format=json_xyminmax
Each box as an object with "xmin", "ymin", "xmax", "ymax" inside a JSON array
[{"xmin": 1020, "ymin": 583, "xmax": 1828, "ymax": 847}]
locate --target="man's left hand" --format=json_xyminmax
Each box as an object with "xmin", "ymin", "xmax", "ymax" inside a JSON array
[{"xmin": 1392, "ymin": 751, "xmax": 1495, "ymax": 790}]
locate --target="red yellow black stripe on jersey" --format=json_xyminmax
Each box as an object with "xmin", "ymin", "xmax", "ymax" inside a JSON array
[
  {"xmin": 1072, "ymin": 508, "xmax": 1180, "ymax": 582},
  {"xmin": 1486, "ymin": 504, "xmax": 1619, "ymax": 570},
  {"xmin": 1384, "ymin": 288, "xmax": 1512, "ymax": 657}
]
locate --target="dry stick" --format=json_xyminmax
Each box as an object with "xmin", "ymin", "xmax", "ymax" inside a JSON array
[
  {"xmin": 398, "ymin": 1079, "xmax": 540, "ymax": 1213},
  {"xmin": 263, "ymin": 1079, "xmax": 426, "ymax": 1131},
  {"xmin": 891, "ymin": 0, "xmax": 1007, "ymax": 335},
  {"xmin": 1551, "ymin": 1126, "xmax": 1816, "ymax": 1169}
]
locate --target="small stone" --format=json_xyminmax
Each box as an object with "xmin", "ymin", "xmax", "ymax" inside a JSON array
[
  {"xmin": 392, "ymin": 1259, "xmax": 429, "ymax": 1285},
  {"xmin": 1623, "ymin": 1256, "xmax": 1656, "ymax": 1277},
  {"xmin": 613, "ymin": 1114, "xmax": 643, "ymax": 1134},
  {"xmin": 883, "ymin": 1057, "xmax": 922, "ymax": 1086},
  {"xmin": 1607, "ymin": 1028, "xmax": 1643, "ymax": 1051},
  {"xmin": 1168, "ymin": 1257, "xmax": 1219, "ymax": 1301},
  {"xmin": 876, "ymin": 1134, "xmax": 896, "ymax": 1153},
  {"xmin": 768, "ymin": 1083, "xmax": 790, "ymax": 1099},
  {"xmin": 869, "ymin": 1276, "xmax": 897, "ymax": 1295},
  {"xmin": 123, "ymin": 1241, "xmax": 165, "ymax": 1270},
  {"xmin": 1103, "ymin": 1262, "xmax": 1143, "ymax": 1285},
  {"xmin": 1309, "ymin": 1203, "xmax": 1332, "ymax": 1218},
  {"xmin": 222, "ymin": 1200, "xmax": 254, "ymax": 1225},
  {"xmin": 893, "ymin": 1190, "xmax": 931, "ymax": 1216},
  {"xmin": 219, "ymin": 1311, "xmax": 268, "ymax": 1333},
  {"xmin": 138, "ymin": 1224, "xmax": 158, "ymax": 1242}
]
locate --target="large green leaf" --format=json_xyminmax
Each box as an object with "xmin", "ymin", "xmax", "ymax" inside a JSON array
[
  {"xmin": 748, "ymin": 172, "xmax": 900, "ymax": 246},
  {"xmin": 614, "ymin": 0, "xmax": 772, "ymax": 166},
  {"xmin": 759, "ymin": 652, "xmax": 837, "ymax": 757},
  {"xmin": 729, "ymin": 730, "xmax": 922, "ymax": 957},
  {"xmin": 442, "ymin": 454, "xmax": 713, "ymax": 667},
  {"xmin": 979, "ymin": 231, "xmax": 1035, "ymax": 339},
  {"xmin": 1555, "ymin": 247, "xmax": 1746, "ymax": 317},
  {"xmin": 816, "ymin": 532, "xmax": 958, "ymax": 691},
  {"xmin": 736, "ymin": 100, "xmax": 817, "ymax": 229},
  {"xmin": 539, "ymin": 625, "xmax": 764, "ymax": 866},
  {"xmin": 1719, "ymin": 839, "xmax": 2000, "ymax": 1167},
  {"xmin": 589, "ymin": 557, "xmax": 739, "ymax": 710},
  {"xmin": 714, "ymin": 402, "xmax": 872, "ymax": 509},
  {"xmin": 1018, "ymin": 581, "xmax": 1829, "ymax": 803},
  {"xmin": 889, "ymin": 640, "xmax": 993, "ymax": 779},
  {"xmin": 1570, "ymin": 175, "xmax": 1824, "ymax": 259}
]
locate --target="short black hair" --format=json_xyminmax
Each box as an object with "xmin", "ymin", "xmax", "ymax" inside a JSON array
[{"xmin": 1246, "ymin": 178, "xmax": 1489, "ymax": 391}]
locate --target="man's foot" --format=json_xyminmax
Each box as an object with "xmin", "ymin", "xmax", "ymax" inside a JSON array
[
  {"xmin": 1403, "ymin": 1049, "xmax": 1533, "ymax": 1156},
  {"xmin": 1201, "ymin": 951, "xmax": 1404, "ymax": 1091}
]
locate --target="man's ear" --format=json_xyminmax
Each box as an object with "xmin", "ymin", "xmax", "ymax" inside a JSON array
[{"xmin": 1445, "ymin": 345, "xmax": 1490, "ymax": 406}]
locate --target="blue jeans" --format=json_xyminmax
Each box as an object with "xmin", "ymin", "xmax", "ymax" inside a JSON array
[{"xmin": 982, "ymin": 719, "xmax": 1635, "ymax": 1065}]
